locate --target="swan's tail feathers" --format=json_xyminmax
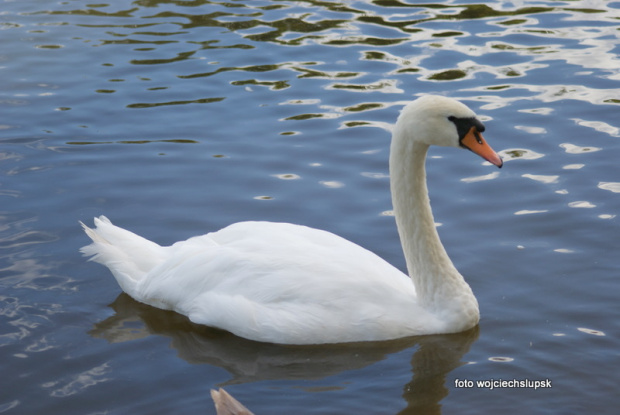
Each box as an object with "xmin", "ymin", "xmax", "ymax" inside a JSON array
[{"xmin": 80, "ymin": 216, "xmax": 165, "ymax": 297}]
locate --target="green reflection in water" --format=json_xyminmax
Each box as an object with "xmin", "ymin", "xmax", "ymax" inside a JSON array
[
  {"xmin": 428, "ymin": 69, "xmax": 467, "ymax": 81},
  {"xmin": 66, "ymin": 139, "xmax": 199, "ymax": 145},
  {"xmin": 127, "ymin": 97, "xmax": 225, "ymax": 108}
]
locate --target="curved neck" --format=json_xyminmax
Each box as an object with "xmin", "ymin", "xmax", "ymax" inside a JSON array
[{"xmin": 389, "ymin": 129, "xmax": 473, "ymax": 310}]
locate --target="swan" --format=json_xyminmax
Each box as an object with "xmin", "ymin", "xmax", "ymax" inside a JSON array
[{"xmin": 80, "ymin": 95, "xmax": 503, "ymax": 345}]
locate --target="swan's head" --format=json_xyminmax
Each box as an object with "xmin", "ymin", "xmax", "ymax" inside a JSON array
[{"xmin": 396, "ymin": 95, "xmax": 503, "ymax": 168}]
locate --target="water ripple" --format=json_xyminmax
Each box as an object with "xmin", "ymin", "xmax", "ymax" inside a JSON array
[
  {"xmin": 43, "ymin": 363, "xmax": 111, "ymax": 398},
  {"xmin": 598, "ymin": 182, "xmax": 620, "ymax": 194}
]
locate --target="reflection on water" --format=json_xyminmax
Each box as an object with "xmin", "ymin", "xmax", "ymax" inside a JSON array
[
  {"xmin": 2, "ymin": 0, "xmax": 620, "ymax": 413},
  {"xmin": 92, "ymin": 294, "xmax": 478, "ymax": 413},
  {"xmin": 11, "ymin": 0, "xmax": 619, "ymax": 114}
]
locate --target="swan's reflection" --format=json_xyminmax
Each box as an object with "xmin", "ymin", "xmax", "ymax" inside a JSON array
[
  {"xmin": 397, "ymin": 329, "xmax": 478, "ymax": 415},
  {"xmin": 90, "ymin": 294, "xmax": 478, "ymax": 413}
]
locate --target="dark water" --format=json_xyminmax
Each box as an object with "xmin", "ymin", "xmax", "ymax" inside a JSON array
[{"xmin": 1, "ymin": 1, "xmax": 619, "ymax": 413}]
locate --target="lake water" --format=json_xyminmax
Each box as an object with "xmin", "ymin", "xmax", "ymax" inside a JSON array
[{"xmin": 1, "ymin": 0, "xmax": 619, "ymax": 413}]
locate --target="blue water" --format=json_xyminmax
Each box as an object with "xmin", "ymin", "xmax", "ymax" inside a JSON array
[{"xmin": 1, "ymin": 1, "xmax": 619, "ymax": 413}]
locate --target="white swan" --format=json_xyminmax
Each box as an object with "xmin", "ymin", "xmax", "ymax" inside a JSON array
[{"xmin": 81, "ymin": 95, "xmax": 503, "ymax": 345}]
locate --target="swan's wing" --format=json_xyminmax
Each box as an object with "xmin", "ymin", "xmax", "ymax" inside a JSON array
[{"xmin": 134, "ymin": 222, "xmax": 423, "ymax": 344}]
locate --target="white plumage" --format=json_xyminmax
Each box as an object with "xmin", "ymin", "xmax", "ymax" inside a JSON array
[{"xmin": 81, "ymin": 95, "xmax": 503, "ymax": 344}]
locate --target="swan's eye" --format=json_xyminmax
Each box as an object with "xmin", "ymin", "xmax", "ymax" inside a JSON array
[{"xmin": 448, "ymin": 116, "xmax": 485, "ymax": 145}]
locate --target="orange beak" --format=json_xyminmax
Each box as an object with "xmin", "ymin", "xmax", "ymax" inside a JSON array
[{"xmin": 461, "ymin": 127, "xmax": 503, "ymax": 168}]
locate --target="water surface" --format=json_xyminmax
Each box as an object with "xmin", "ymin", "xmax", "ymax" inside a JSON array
[{"xmin": 1, "ymin": 1, "xmax": 619, "ymax": 413}]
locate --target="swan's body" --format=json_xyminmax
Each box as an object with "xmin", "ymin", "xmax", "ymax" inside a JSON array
[{"xmin": 81, "ymin": 95, "xmax": 503, "ymax": 345}]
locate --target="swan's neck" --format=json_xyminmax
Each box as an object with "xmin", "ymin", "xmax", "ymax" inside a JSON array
[{"xmin": 390, "ymin": 131, "xmax": 478, "ymax": 318}]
